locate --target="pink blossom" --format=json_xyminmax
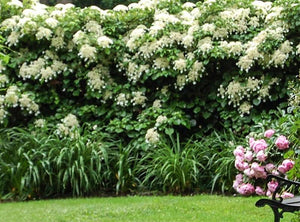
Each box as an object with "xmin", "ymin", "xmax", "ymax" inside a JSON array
[
  {"xmin": 281, "ymin": 191, "xmax": 294, "ymax": 199},
  {"xmin": 271, "ymin": 170, "xmax": 280, "ymax": 176},
  {"xmin": 252, "ymin": 139, "xmax": 268, "ymax": 153},
  {"xmin": 237, "ymin": 183, "xmax": 255, "ymax": 196},
  {"xmin": 275, "ymin": 135, "xmax": 289, "ymax": 150},
  {"xmin": 244, "ymin": 151, "xmax": 253, "ymax": 162},
  {"xmin": 251, "ymin": 162, "xmax": 267, "ymax": 179},
  {"xmin": 255, "ymin": 186, "xmax": 265, "ymax": 196},
  {"xmin": 265, "ymin": 163, "xmax": 276, "ymax": 173},
  {"xmin": 278, "ymin": 159, "xmax": 294, "ymax": 173},
  {"xmin": 233, "ymin": 174, "xmax": 244, "ymax": 190},
  {"xmin": 235, "ymin": 174, "xmax": 243, "ymax": 183},
  {"xmin": 233, "ymin": 146, "xmax": 245, "ymax": 157},
  {"xmin": 267, "ymin": 181, "xmax": 278, "ymax": 193},
  {"xmin": 244, "ymin": 168, "xmax": 255, "ymax": 178},
  {"xmin": 235, "ymin": 159, "xmax": 249, "ymax": 171},
  {"xmin": 256, "ymin": 150, "xmax": 267, "ymax": 162},
  {"xmin": 264, "ymin": 129, "xmax": 275, "ymax": 138},
  {"xmin": 282, "ymin": 159, "xmax": 294, "ymax": 171}
]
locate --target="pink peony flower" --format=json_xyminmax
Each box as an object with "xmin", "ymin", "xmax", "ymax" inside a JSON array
[
  {"xmin": 275, "ymin": 135, "xmax": 289, "ymax": 150},
  {"xmin": 235, "ymin": 159, "xmax": 249, "ymax": 171},
  {"xmin": 265, "ymin": 163, "xmax": 276, "ymax": 173},
  {"xmin": 282, "ymin": 159, "xmax": 294, "ymax": 171},
  {"xmin": 233, "ymin": 174, "xmax": 244, "ymax": 190},
  {"xmin": 281, "ymin": 191, "xmax": 294, "ymax": 199},
  {"xmin": 264, "ymin": 129, "xmax": 275, "ymax": 138},
  {"xmin": 255, "ymin": 186, "xmax": 265, "ymax": 196},
  {"xmin": 237, "ymin": 183, "xmax": 255, "ymax": 196},
  {"xmin": 271, "ymin": 170, "xmax": 280, "ymax": 176},
  {"xmin": 251, "ymin": 162, "xmax": 267, "ymax": 179},
  {"xmin": 267, "ymin": 181, "xmax": 278, "ymax": 193},
  {"xmin": 252, "ymin": 139, "xmax": 268, "ymax": 153},
  {"xmin": 278, "ymin": 159, "xmax": 294, "ymax": 173},
  {"xmin": 233, "ymin": 146, "xmax": 245, "ymax": 157},
  {"xmin": 256, "ymin": 150, "xmax": 267, "ymax": 162},
  {"xmin": 244, "ymin": 151, "xmax": 253, "ymax": 162},
  {"xmin": 244, "ymin": 168, "xmax": 255, "ymax": 178}
]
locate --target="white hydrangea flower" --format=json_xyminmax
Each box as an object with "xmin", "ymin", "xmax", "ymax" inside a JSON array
[
  {"xmin": 176, "ymin": 75, "xmax": 187, "ymax": 90},
  {"xmin": 0, "ymin": 75, "xmax": 9, "ymax": 87},
  {"xmin": 197, "ymin": 37, "xmax": 213, "ymax": 54},
  {"xmin": 7, "ymin": 0, "xmax": 23, "ymax": 8},
  {"xmin": 85, "ymin": 20, "xmax": 102, "ymax": 34},
  {"xmin": 153, "ymin": 99, "xmax": 162, "ymax": 108},
  {"xmin": 51, "ymin": 36, "xmax": 65, "ymax": 50},
  {"xmin": 145, "ymin": 128, "xmax": 160, "ymax": 144},
  {"xmin": 34, "ymin": 118, "xmax": 46, "ymax": 128},
  {"xmin": 45, "ymin": 18, "xmax": 59, "ymax": 29},
  {"xmin": 131, "ymin": 91, "xmax": 147, "ymax": 107},
  {"xmin": 72, "ymin": 31, "xmax": 85, "ymax": 45},
  {"xmin": 201, "ymin": 23, "xmax": 216, "ymax": 33},
  {"xmin": 1, "ymin": 17, "xmax": 18, "ymax": 31},
  {"xmin": 116, "ymin": 93, "xmax": 129, "ymax": 107},
  {"xmin": 173, "ymin": 58, "xmax": 187, "ymax": 73},
  {"xmin": 97, "ymin": 36, "xmax": 113, "ymax": 48},
  {"xmin": 40, "ymin": 67, "xmax": 56, "ymax": 82},
  {"xmin": 182, "ymin": 2, "xmax": 196, "ymax": 9},
  {"xmin": 63, "ymin": 114, "xmax": 79, "ymax": 129},
  {"xmin": 154, "ymin": 57, "xmax": 169, "ymax": 70},
  {"xmin": 237, "ymin": 56, "xmax": 254, "ymax": 72},
  {"xmin": 239, "ymin": 102, "xmax": 252, "ymax": 115},
  {"xmin": 155, "ymin": 115, "xmax": 167, "ymax": 127},
  {"xmin": 7, "ymin": 31, "xmax": 20, "ymax": 47},
  {"xmin": 78, "ymin": 44, "xmax": 97, "ymax": 61},
  {"xmin": 5, "ymin": 86, "xmax": 19, "ymax": 107},
  {"xmin": 113, "ymin": 5, "xmax": 128, "ymax": 11},
  {"xmin": 36, "ymin": 27, "xmax": 53, "ymax": 40}
]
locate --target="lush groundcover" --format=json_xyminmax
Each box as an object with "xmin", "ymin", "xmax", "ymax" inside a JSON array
[{"xmin": 0, "ymin": 0, "xmax": 299, "ymax": 201}]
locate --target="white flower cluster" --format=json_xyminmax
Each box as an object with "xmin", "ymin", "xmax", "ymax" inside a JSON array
[
  {"xmin": 218, "ymin": 76, "xmax": 280, "ymax": 115},
  {"xmin": 34, "ymin": 118, "xmax": 46, "ymax": 128},
  {"xmin": 87, "ymin": 65, "xmax": 110, "ymax": 92},
  {"xmin": 19, "ymin": 57, "xmax": 67, "ymax": 82},
  {"xmin": 0, "ymin": 75, "xmax": 9, "ymax": 87},
  {"xmin": 5, "ymin": 85, "xmax": 19, "ymax": 107},
  {"xmin": 116, "ymin": 93, "xmax": 129, "ymax": 107},
  {"xmin": 0, "ymin": 85, "xmax": 40, "ymax": 123},
  {"xmin": 131, "ymin": 91, "xmax": 147, "ymax": 107},
  {"xmin": 155, "ymin": 115, "xmax": 167, "ymax": 127},
  {"xmin": 145, "ymin": 127, "xmax": 160, "ymax": 144},
  {"xmin": 56, "ymin": 114, "xmax": 79, "ymax": 139},
  {"xmin": 78, "ymin": 44, "xmax": 97, "ymax": 62},
  {"xmin": 7, "ymin": 0, "xmax": 23, "ymax": 8},
  {"xmin": 19, "ymin": 93, "xmax": 39, "ymax": 114}
]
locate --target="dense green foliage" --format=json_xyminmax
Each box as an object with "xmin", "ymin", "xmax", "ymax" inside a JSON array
[{"xmin": 0, "ymin": 0, "xmax": 299, "ymax": 200}]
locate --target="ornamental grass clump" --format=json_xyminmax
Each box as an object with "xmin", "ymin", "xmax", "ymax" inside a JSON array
[{"xmin": 233, "ymin": 129, "xmax": 295, "ymax": 197}]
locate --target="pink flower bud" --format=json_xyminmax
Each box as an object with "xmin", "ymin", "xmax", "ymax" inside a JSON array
[
  {"xmin": 237, "ymin": 183, "xmax": 255, "ymax": 196},
  {"xmin": 265, "ymin": 163, "xmax": 275, "ymax": 173},
  {"xmin": 244, "ymin": 151, "xmax": 253, "ymax": 162},
  {"xmin": 275, "ymin": 135, "xmax": 289, "ymax": 150},
  {"xmin": 267, "ymin": 181, "xmax": 278, "ymax": 193},
  {"xmin": 255, "ymin": 186, "xmax": 265, "ymax": 196},
  {"xmin": 252, "ymin": 139, "xmax": 268, "ymax": 153},
  {"xmin": 256, "ymin": 150, "xmax": 267, "ymax": 162},
  {"xmin": 264, "ymin": 129, "xmax": 275, "ymax": 138},
  {"xmin": 233, "ymin": 146, "xmax": 245, "ymax": 157}
]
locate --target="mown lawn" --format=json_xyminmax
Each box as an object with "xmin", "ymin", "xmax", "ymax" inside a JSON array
[{"xmin": 0, "ymin": 195, "xmax": 295, "ymax": 222}]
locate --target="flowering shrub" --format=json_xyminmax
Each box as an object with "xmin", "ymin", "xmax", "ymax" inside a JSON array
[
  {"xmin": 0, "ymin": 0, "xmax": 299, "ymax": 144},
  {"xmin": 233, "ymin": 129, "xmax": 295, "ymax": 197}
]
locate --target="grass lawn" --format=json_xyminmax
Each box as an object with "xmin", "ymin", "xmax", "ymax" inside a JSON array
[{"xmin": 0, "ymin": 195, "xmax": 295, "ymax": 222}]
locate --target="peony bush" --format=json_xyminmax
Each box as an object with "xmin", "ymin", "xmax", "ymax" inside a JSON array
[{"xmin": 233, "ymin": 129, "xmax": 295, "ymax": 197}]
